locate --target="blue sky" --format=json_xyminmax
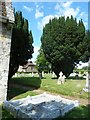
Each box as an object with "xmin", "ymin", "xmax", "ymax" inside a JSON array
[{"xmin": 12, "ymin": 1, "xmax": 88, "ymax": 68}]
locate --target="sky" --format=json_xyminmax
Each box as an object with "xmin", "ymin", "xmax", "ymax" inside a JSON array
[{"xmin": 12, "ymin": 0, "xmax": 89, "ymax": 68}]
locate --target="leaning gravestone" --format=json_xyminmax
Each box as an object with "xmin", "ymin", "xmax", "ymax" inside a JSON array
[{"xmin": 0, "ymin": 0, "xmax": 14, "ymax": 104}]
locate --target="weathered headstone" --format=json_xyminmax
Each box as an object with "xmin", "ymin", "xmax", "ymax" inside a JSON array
[
  {"xmin": 78, "ymin": 71, "xmax": 82, "ymax": 77},
  {"xmin": 0, "ymin": 0, "xmax": 14, "ymax": 104},
  {"xmin": 83, "ymin": 59, "xmax": 90, "ymax": 92},
  {"xmin": 42, "ymin": 71, "xmax": 44, "ymax": 77},
  {"xmin": 31, "ymin": 72, "xmax": 34, "ymax": 77},
  {"xmin": 52, "ymin": 72, "xmax": 56, "ymax": 78},
  {"xmin": 57, "ymin": 72, "xmax": 66, "ymax": 84}
]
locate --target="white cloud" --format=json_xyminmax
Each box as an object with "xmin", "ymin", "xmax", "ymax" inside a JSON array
[
  {"xmin": 35, "ymin": 9, "xmax": 44, "ymax": 19},
  {"xmin": 62, "ymin": 1, "xmax": 73, "ymax": 9},
  {"xmin": 31, "ymin": 46, "xmax": 40, "ymax": 62},
  {"xmin": 77, "ymin": 12, "xmax": 88, "ymax": 28},
  {"xmin": 79, "ymin": 12, "xmax": 85, "ymax": 18},
  {"xmin": 54, "ymin": 1, "xmax": 80, "ymax": 18},
  {"xmin": 64, "ymin": 7, "xmax": 80, "ymax": 18},
  {"xmin": 37, "ymin": 1, "xmax": 88, "ymax": 30},
  {"xmin": 54, "ymin": 1, "xmax": 88, "ymax": 29},
  {"xmin": 54, "ymin": 3, "xmax": 61, "ymax": 10},
  {"xmin": 23, "ymin": 6, "xmax": 33, "ymax": 12},
  {"xmin": 38, "ymin": 15, "xmax": 59, "ymax": 30},
  {"xmin": 54, "ymin": 3, "xmax": 64, "ymax": 15},
  {"xmin": 35, "ymin": 4, "xmax": 44, "ymax": 19}
]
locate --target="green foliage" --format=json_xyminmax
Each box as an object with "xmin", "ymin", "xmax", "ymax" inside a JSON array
[
  {"xmin": 41, "ymin": 16, "xmax": 90, "ymax": 77},
  {"xmin": 8, "ymin": 11, "xmax": 34, "ymax": 79},
  {"xmin": 36, "ymin": 48, "xmax": 51, "ymax": 73}
]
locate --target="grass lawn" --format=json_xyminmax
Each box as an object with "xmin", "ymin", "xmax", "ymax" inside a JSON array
[
  {"xmin": 10, "ymin": 73, "xmax": 89, "ymax": 99},
  {"xmin": 1, "ymin": 73, "xmax": 89, "ymax": 119}
]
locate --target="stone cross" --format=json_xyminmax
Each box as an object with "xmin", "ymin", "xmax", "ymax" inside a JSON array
[
  {"xmin": 0, "ymin": 0, "xmax": 14, "ymax": 104},
  {"xmin": 57, "ymin": 72, "xmax": 66, "ymax": 84}
]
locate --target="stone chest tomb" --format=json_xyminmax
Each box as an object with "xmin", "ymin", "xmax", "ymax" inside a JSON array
[{"xmin": 3, "ymin": 93, "xmax": 79, "ymax": 119}]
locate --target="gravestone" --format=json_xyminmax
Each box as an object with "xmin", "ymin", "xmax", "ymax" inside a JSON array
[
  {"xmin": 42, "ymin": 71, "xmax": 44, "ymax": 77},
  {"xmin": 83, "ymin": 59, "xmax": 90, "ymax": 92},
  {"xmin": 0, "ymin": 0, "xmax": 14, "ymax": 104},
  {"xmin": 31, "ymin": 72, "xmax": 34, "ymax": 77},
  {"xmin": 57, "ymin": 72, "xmax": 66, "ymax": 84},
  {"xmin": 52, "ymin": 72, "xmax": 56, "ymax": 78}
]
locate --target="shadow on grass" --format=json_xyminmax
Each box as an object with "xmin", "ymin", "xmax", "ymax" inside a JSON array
[
  {"xmin": 52, "ymin": 77, "xmax": 57, "ymax": 79},
  {"xmin": 7, "ymin": 77, "xmax": 41, "ymax": 100},
  {"xmin": 53, "ymin": 104, "xmax": 90, "ymax": 119},
  {"xmin": 67, "ymin": 76, "xmax": 85, "ymax": 80},
  {"xmin": 7, "ymin": 85, "xmax": 27, "ymax": 100},
  {"xmin": 41, "ymin": 77, "xmax": 46, "ymax": 79}
]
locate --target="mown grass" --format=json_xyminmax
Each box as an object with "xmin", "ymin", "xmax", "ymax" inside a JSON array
[
  {"xmin": 1, "ymin": 73, "xmax": 89, "ymax": 119},
  {"xmin": 10, "ymin": 73, "xmax": 88, "ymax": 99},
  {"xmin": 54, "ymin": 105, "xmax": 90, "ymax": 119}
]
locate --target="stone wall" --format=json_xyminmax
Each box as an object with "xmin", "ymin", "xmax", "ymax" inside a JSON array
[
  {"xmin": 0, "ymin": 0, "xmax": 14, "ymax": 104},
  {"xmin": 0, "ymin": 22, "xmax": 12, "ymax": 104}
]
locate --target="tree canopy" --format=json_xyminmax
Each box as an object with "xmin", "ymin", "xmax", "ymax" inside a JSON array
[
  {"xmin": 8, "ymin": 11, "xmax": 34, "ymax": 79},
  {"xmin": 36, "ymin": 47, "xmax": 51, "ymax": 73},
  {"xmin": 41, "ymin": 16, "xmax": 90, "ymax": 77}
]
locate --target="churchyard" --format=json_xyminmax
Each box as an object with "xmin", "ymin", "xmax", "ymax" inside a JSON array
[
  {"xmin": 1, "ymin": 73, "xmax": 90, "ymax": 119},
  {"xmin": 10, "ymin": 73, "xmax": 89, "ymax": 99},
  {"xmin": 0, "ymin": 1, "xmax": 89, "ymax": 119}
]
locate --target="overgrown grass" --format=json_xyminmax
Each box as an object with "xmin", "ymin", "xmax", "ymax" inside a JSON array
[{"xmin": 10, "ymin": 74, "xmax": 88, "ymax": 99}]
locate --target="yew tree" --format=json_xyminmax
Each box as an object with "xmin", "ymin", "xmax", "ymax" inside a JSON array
[
  {"xmin": 41, "ymin": 16, "xmax": 90, "ymax": 77},
  {"xmin": 8, "ymin": 11, "xmax": 34, "ymax": 79}
]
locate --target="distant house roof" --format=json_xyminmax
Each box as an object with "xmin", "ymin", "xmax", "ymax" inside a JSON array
[
  {"xmin": 23, "ymin": 61, "xmax": 36, "ymax": 69},
  {"xmin": 23, "ymin": 61, "xmax": 38, "ymax": 73}
]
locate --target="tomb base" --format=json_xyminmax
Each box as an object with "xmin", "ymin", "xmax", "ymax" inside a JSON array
[{"xmin": 3, "ymin": 92, "xmax": 79, "ymax": 119}]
